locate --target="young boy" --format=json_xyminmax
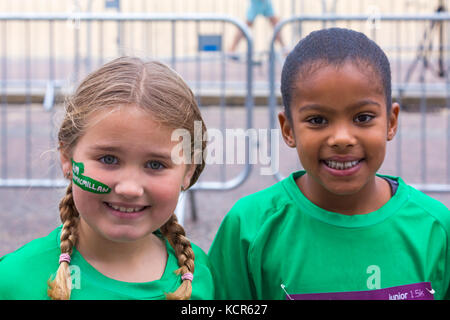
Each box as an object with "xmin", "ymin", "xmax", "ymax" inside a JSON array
[{"xmin": 208, "ymin": 28, "xmax": 450, "ymax": 300}]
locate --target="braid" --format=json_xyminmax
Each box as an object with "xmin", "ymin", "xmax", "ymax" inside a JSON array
[
  {"xmin": 160, "ymin": 214, "xmax": 195, "ymax": 300},
  {"xmin": 47, "ymin": 183, "xmax": 80, "ymax": 300}
]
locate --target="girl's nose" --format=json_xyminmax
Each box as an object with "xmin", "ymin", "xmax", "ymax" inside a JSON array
[
  {"xmin": 327, "ymin": 125, "xmax": 357, "ymax": 149},
  {"xmin": 114, "ymin": 177, "xmax": 144, "ymax": 199}
]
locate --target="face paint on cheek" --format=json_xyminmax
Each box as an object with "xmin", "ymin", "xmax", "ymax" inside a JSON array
[{"xmin": 71, "ymin": 158, "xmax": 112, "ymax": 194}]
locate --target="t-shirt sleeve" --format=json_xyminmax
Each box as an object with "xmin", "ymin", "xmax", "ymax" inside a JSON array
[
  {"xmin": 208, "ymin": 204, "xmax": 257, "ymax": 300},
  {"xmin": 421, "ymin": 193, "xmax": 450, "ymax": 300},
  {"xmin": 0, "ymin": 254, "xmax": 13, "ymax": 299},
  {"xmin": 441, "ymin": 212, "xmax": 450, "ymax": 300}
]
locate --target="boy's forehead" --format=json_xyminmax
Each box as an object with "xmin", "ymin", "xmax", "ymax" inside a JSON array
[
  {"xmin": 294, "ymin": 60, "xmax": 385, "ymax": 99},
  {"xmin": 291, "ymin": 62, "xmax": 387, "ymax": 110}
]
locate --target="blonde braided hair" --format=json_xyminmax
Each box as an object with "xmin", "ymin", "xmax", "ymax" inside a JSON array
[
  {"xmin": 47, "ymin": 183, "xmax": 80, "ymax": 300},
  {"xmin": 161, "ymin": 214, "xmax": 196, "ymax": 300}
]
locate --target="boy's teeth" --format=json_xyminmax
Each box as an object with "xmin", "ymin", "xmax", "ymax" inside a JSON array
[{"xmin": 325, "ymin": 160, "xmax": 360, "ymax": 170}]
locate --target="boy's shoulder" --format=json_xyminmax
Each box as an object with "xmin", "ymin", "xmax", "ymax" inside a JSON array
[
  {"xmin": 225, "ymin": 174, "xmax": 296, "ymax": 226},
  {"xmin": 402, "ymin": 180, "xmax": 450, "ymax": 225}
]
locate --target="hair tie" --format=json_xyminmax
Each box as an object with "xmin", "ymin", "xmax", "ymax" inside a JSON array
[
  {"xmin": 59, "ymin": 253, "xmax": 71, "ymax": 264},
  {"xmin": 181, "ymin": 272, "xmax": 193, "ymax": 282}
]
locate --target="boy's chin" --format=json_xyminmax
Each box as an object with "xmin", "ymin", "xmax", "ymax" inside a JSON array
[{"xmin": 322, "ymin": 181, "xmax": 366, "ymax": 197}]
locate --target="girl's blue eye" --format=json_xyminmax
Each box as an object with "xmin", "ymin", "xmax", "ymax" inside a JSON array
[
  {"xmin": 355, "ymin": 114, "xmax": 374, "ymax": 123},
  {"xmin": 100, "ymin": 155, "xmax": 118, "ymax": 165},
  {"xmin": 147, "ymin": 161, "xmax": 164, "ymax": 170}
]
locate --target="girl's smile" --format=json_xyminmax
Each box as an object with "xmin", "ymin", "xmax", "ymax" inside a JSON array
[{"xmin": 104, "ymin": 201, "xmax": 150, "ymax": 219}]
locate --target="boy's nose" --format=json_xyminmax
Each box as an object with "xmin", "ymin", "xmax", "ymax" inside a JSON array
[{"xmin": 327, "ymin": 125, "xmax": 357, "ymax": 149}]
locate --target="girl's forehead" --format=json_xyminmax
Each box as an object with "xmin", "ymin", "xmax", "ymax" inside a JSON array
[
  {"xmin": 86, "ymin": 104, "xmax": 160, "ymax": 128},
  {"xmin": 78, "ymin": 105, "xmax": 178, "ymax": 146},
  {"xmin": 76, "ymin": 106, "xmax": 178, "ymax": 151}
]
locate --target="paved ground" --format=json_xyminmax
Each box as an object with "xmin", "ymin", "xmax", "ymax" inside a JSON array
[{"xmin": 0, "ymin": 104, "xmax": 449, "ymax": 257}]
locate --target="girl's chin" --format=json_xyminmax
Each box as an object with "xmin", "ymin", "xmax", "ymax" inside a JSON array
[{"xmin": 97, "ymin": 224, "xmax": 155, "ymax": 243}]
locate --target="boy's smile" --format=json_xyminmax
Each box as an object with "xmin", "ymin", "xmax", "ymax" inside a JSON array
[{"xmin": 279, "ymin": 61, "xmax": 399, "ymax": 214}]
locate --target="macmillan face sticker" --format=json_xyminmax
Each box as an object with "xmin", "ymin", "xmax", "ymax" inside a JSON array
[{"xmin": 71, "ymin": 159, "xmax": 111, "ymax": 194}]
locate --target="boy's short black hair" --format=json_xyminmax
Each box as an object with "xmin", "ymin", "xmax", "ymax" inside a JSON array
[{"xmin": 281, "ymin": 28, "xmax": 392, "ymax": 121}]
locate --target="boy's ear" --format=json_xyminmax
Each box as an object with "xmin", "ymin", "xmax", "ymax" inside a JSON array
[
  {"xmin": 387, "ymin": 102, "xmax": 400, "ymax": 141},
  {"xmin": 59, "ymin": 148, "xmax": 72, "ymax": 179},
  {"xmin": 278, "ymin": 111, "xmax": 296, "ymax": 148}
]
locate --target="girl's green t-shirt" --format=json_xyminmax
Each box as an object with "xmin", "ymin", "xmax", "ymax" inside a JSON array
[
  {"xmin": 208, "ymin": 171, "xmax": 450, "ymax": 300},
  {"xmin": 0, "ymin": 226, "xmax": 214, "ymax": 300}
]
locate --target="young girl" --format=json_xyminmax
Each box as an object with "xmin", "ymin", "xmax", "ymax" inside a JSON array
[
  {"xmin": 209, "ymin": 28, "xmax": 450, "ymax": 300},
  {"xmin": 0, "ymin": 57, "xmax": 214, "ymax": 300}
]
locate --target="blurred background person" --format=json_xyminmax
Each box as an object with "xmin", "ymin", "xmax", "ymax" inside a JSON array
[{"xmin": 229, "ymin": 0, "xmax": 287, "ymax": 54}]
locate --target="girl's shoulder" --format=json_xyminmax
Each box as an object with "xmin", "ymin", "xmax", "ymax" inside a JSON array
[
  {"xmin": 162, "ymin": 237, "xmax": 214, "ymax": 299},
  {"xmin": 0, "ymin": 226, "xmax": 61, "ymax": 299},
  {"xmin": 0, "ymin": 226, "xmax": 60, "ymax": 266},
  {"xmin": 188, "ymin": 242, "xmax": 215, "ymax": 299},
  {"xmin": 190, "ymin": 242, "xmax": 210, "ymax": 266},
  {"xmin": 164, "ymin": 236, "xmax": 210, "ymax": 268},
  {"xmin": 161, "ymin": 233, "xmax": 212, "ymax": 274}
]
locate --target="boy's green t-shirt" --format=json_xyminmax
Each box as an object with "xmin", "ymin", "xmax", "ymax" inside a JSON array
[
  {"xmin": 0, "ymin": 226, "xmax": 214, "ymax": 300},
  {"xmin": 208, "ymin": 171, "xmax": 450, "ymax": 300}
]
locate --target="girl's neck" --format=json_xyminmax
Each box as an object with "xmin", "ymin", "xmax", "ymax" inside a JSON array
[
  {"xmin": 75, "ymin": 220, "xmax": 167, "ymax": 282},
  {"xmin": 297, "ymin": 174, "xmax": 391, "ymax": 215}
]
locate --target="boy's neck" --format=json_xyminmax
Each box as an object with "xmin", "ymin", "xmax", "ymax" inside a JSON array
[{"xmin": 296, "ymin": 174, "xmax": 392, "ymax": 215}]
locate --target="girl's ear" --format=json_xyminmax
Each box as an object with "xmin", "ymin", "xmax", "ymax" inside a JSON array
[
  {"xmin": 387, "ymin": 103, "xmax": 400, "ymax": 141},
  {"xmin": 60, "ymin": 149, "xmax": 72, "ymax": 179},
  {"xmin": 182, "ymin": 164, "xmax": 196, "ymax": 190},
  {"xmin": 278, "ymin": 111, "xmax": 296, "ymax": 148}
]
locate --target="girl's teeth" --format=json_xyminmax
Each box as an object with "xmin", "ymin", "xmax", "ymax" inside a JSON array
[
  {"xmin": 325, "ymin": 160, "xmax": 360, "ymax": 170},
  {"xmin": 108, "ymin": 203, "xmax": 144, "ymax": 213}
]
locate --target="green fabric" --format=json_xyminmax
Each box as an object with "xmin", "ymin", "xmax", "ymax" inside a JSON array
[
  {"xmin": 208, "ymin": 171, "xmax": 450, "ymax": 300},
  {"xmin": 0, "ymin": 225, "xmax": 214, "ymax": 300}
]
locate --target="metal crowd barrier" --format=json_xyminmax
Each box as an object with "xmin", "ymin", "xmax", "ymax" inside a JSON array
[
  {"xmin": 268, "ymin": 13, "xmax": 450, "ymax": 193},
  {"xmin": 0, "ymin": 13, "xmax": 254, "ymax": 223}
]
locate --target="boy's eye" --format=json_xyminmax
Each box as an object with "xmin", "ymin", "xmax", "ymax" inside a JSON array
[
  {"xmin": 147, "ymin": 161, "xmax": 164, "ymax": 170},
  {"xmin": 99, "ymin": 155, "xmax": 118, "ymax": 165},
  {"xmin": 354, "ymin": 114, "xmax": 374, "ymax": 123},
  {"xmin": 307, "ymin": 116, "xmax": 327, "ymax": 126}
]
